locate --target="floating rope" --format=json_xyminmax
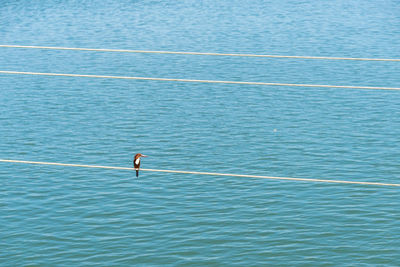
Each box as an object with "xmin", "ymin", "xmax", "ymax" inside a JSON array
[
  {"xmin": 1, "ymin": 44, "xmax": 399, "ymax": 62},
  {"xmin": 1, "ymin": 70, "xmax": 399, "ymax": 91},
  {"xmin": 1, "ymin": 159, "xmax": 399, "ymax": 187}
]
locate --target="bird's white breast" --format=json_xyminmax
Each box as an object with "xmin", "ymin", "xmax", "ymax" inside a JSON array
[{"xmin": 135, "ymin": 158, "xmax": 140, "ymax": 165}]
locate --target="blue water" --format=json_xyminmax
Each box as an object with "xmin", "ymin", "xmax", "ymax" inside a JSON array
[{"xmin": 1, "ymin": 1, "xmax": 400, "ymax": 266}]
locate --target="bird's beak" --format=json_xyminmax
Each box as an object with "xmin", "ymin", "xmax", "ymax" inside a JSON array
[{"xmin": 141, "ymin": 155, "xmax": 148, "ymax": 157}]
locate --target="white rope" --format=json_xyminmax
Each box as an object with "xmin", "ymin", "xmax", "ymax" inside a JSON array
[
  {"xmin": 1, "ymin": 44, "xmax": 399, "ymax": 62},
  {"xmin": 1, "ymin": 70, "xmax": 399, "ymax": 91},
  {"xmin": 1, "ymin": 159, "xmax": 399, "ymax": 187}
]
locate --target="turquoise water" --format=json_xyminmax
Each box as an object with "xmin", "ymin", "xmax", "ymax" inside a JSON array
[{"xmin": 1, "ymin": 1, "xmax": 400, "ymax": 266}]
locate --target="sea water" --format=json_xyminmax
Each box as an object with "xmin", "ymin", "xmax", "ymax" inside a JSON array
[{"xmin": 1, "ymin": 1, "xmax": 400, "ymax": 265}]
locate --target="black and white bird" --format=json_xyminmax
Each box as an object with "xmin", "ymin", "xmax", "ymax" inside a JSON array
[{"xmin": 133, "ymin": 153, "xmax": 147, "ymax": 177}]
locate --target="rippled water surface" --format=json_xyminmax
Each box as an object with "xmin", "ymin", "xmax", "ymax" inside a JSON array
[{"xmin": 1, "ymin": 1, "xmax": 400, "ymax": 266}]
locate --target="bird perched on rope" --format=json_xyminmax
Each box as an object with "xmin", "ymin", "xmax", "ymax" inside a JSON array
[{"xmin": 133, "ymin": 153, "xmax": 147, "ymax": 177}]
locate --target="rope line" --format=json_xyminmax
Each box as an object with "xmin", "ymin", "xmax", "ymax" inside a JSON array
[
  {"xmin": 1, "ymin": 159, "xmax": 399, "ymax": 187},
  {"xmin": 1, "ymin": 44, "xmax": 399, "ymax": 62},
  {"xmin": 1, "ymin": 70, "xmax": 399, "ymax": 91}
]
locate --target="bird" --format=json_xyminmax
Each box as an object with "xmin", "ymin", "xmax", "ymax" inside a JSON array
[{"xmin": 133, "ymin": 153, "xmax": 147, "ymax": 177}]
